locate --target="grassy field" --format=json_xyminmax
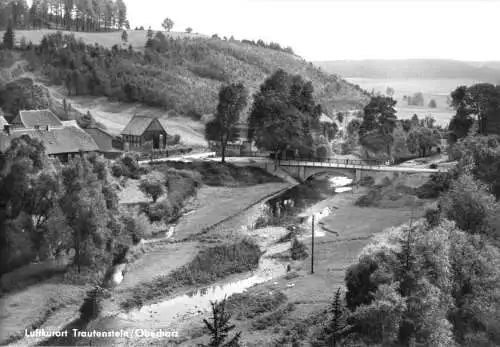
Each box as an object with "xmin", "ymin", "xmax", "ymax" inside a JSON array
[
  {"xmin": 174, "ymin": 182, "xmax": 291, "ymax": 241},
  {"xmin": 45, "ymin": 86, "xmax": 208, "ymax": 145},
  {"xmin": 0, "ymin": 283, "xmax": 88, "ymax": 345},
  {"xmin": 346, "ymin": 77, "xmax": 483, "ymax": 126}
]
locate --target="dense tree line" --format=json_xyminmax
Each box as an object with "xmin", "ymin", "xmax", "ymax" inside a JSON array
[
  {"xmin": 18, "ymin": 32, "xmax": 211, "ymax": 113},
  {"xmin": 240, "ymin": 38, "xmax": 295, "ymax": 55},
  {"xmin": 314, "ymin": 130, "xmax": 500, "ymax": 346},
  {"xmin": 0, "ymin": 137, "xmax": 140, "ymax": 277},
  {"xmin": 0, "ymin": 0, "xmax": 128, "ymax": 32}
]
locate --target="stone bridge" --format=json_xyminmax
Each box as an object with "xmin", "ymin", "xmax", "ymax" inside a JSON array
[{"xmin": 276, "ymin": 159, "xmax": 445, "ymax": 183}]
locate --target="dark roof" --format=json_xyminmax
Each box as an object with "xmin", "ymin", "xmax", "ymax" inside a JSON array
[
  {"xmin": 0, "ymin": 126, "xmax": 99, "ymax": 155},
  {"xmin": 84, "ymin": 127, "xmax": 115, "ymax": 151},
  {"xmin": 15, "ymin": 109, "xmax": 63, "ymax": 128},
  {"xmin": 121, "ymin": 115, "xmax": 167, "ymax": 136},
  {"xmin": 121, "ymin": 115, "xmax": 154, "ymax": 136}
]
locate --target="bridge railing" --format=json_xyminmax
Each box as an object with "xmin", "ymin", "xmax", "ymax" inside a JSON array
[
  {"xmin": 224, "ymin": 152, "xmax": 384, "ymax": 167},
  {"xmin": 278, "ymin": 157, "xmax": 383, "ymax": 168}
]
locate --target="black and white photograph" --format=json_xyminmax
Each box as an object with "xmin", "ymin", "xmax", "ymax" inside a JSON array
[{"xmin": 0, "ymin": 0, "xmax": 499, "ymax": 346}]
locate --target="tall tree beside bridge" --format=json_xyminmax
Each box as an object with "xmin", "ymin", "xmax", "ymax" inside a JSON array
[
  {"xmin": 205, "ymin": 83, "xmax": 248, "ymax": 164},
  {"xmin": 358, "ymin": 96, "xmax": 398, "ymax": 159},
  {"xmin": 248, "ymin": 69, "xmax": 321, "ymax": 158}
]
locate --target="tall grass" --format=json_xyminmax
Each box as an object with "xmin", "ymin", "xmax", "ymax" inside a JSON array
[
  {"xmin": 155, "ymin": 161, "xmax": 282, "ymax": 187},
  {"xmin": 121, "ymin": 239, "xmax": 261, "ymax": 310}
]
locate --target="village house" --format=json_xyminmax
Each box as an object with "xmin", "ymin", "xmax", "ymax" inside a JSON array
[
  {"xmin": 84, "ymin": 127, "xmax": 123, "ymax": 158},
  {"xmin": 10, "ymin": 109, "xmax": 64, "ymax": 129},
  {"xmin": 120, "ymin": 115, "xmax": 169, "ymax": 150},
  {"xmin": 0, "ymin": 109, "xmax": 100, "ymax": 162}
]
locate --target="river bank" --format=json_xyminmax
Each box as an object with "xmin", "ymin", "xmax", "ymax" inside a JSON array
[
  {"xmin": 16, "ymin": 168, "xmax": 432, "ymax": 347},
  {"xmin": 81, "ymin": 173, "xmax": 427, "ymax": 347},
  {"xmin": 181, "ymin": 184, "xmax": 430, "ymax": 346}
]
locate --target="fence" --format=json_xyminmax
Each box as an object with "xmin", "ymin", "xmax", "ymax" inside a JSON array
[{"xmin": 138, "ymin": 148, "xmax": 193, "ymax": 161}]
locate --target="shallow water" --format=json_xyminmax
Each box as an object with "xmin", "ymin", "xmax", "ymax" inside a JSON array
[
  {"xmin": 118, "ymin": 245, "xmax": 288, "ymax": 330},
  {"xmin": 119, "ymin": 175, "xmax": 353, "ymax": 329}
]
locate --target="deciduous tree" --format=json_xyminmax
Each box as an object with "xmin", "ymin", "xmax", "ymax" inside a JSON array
[
  {"xmin": 139, "ymin": 171, "xmax": 166, "ymax": 203},
  {"xmin": 205, "ymin": 83, "xmax": 248, "ymax": 164},
  {"xmin": 248, "ymin": 69, "xmax": 320, "ymax": 158},
  {"xmin": 161, "ymin": 17, "xmax": 174, "ymax": 31}
]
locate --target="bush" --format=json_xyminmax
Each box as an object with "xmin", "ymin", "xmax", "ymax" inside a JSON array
[
  {"xmin": 121, "ymin": 211, "xmax": 152, "ymax": 244},
  {"xmin": 115, "ymin": 152, "xmax": 143, "ymax": 179},
  {"xmin": 225, "ymin": 291, "xmax": 287, "ymax": 320},
  {"xmin": 425, "ymin": 207, "xmax": 441, "ymax": 228},
  {"xmin": 290, "ymin": 237, "xmax": 308, "ymax": 260},
  {"xmin": 80, "ymin": 286, "xmax": 106, "ymax": 321},
  {"xmin": 146, "ymin": 200, "xmax": 172, "ymax": 222},
  {"xmin": 358, "ymin": 176, "xmax": 374, "ymax": 187},
  {"xmin": 166, "ymin": 134, "xmax": 181, "ymax": 145},
  {"xmin": 251, "ymin": 303, "xmax": 295, "ymax": 330},
  {"xmin": 254, "ymin": 215, "xmax": 268, "ymax": 229},
  {"xmin": 316, "ymin": 145, "xmax": 330, "ymax": 160},
  {"xmin": 111, "ymin": 163, "xmax": 123, "ymax": 177},
  {"xmin": 416, "ymin": 172, "xmax": 455, "ymax": 199},
  {"xmin": 355, "ymin": 187, "xmax": 382, "ymax": 207}
]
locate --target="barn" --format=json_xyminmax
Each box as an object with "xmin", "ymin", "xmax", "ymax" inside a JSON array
[{"xmin": 120, "ymin": 115, "xmax": 169, "ymax": 150}]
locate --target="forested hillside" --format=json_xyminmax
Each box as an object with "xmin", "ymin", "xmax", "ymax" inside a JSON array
[{"xmin": 0, "ymin": 30, "xmax": 369, "ymax": 122}]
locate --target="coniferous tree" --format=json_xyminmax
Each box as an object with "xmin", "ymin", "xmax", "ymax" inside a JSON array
[
  {"xmin": 121, "ymin": 29, "xmax": 128, "ymax": 43},
  {"xmin": 3, "ymin": 20, "xmax": 15, "ymax": 49},
  {"xmin": 321, "ymin": 288, "xmax": 352, "ymax": 346},
  {"xmin": 203, "ymin": 298, "xmax": 241, "ymax": 347}
]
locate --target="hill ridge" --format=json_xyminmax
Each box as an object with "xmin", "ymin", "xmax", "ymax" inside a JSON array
[{"xmin": 315, "ymin": 58, "xmax": 500, "ymax": 81}]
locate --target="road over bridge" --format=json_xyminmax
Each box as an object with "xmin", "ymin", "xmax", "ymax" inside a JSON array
[
  {"xmin": 140, "ymin": 152, "xmax": 448, "ymax": 183},
  {"xmin": 276, "ymin": 158, "xmax": 447, "ymax": 182}
]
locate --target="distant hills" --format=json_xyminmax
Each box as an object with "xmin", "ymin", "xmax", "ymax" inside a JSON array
[{"xmin": 314, "ymin": 59, "xmax": 500, "ymax": 82}]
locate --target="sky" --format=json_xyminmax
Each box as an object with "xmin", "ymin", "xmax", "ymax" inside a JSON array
[{"xmin": 125, "ymin": 0, "xmax": 500, "ymax": 62}]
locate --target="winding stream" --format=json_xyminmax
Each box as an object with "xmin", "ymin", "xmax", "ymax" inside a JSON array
[
  {"xmin": 112, "ymin": 173, "xmax": 354, "ymax": 333},
  {"xmin": 35, "ymin": 173, "xmax": 353, "ymax": 345}
]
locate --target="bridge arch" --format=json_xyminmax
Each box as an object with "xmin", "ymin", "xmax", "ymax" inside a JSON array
[
  {"xmin": 280, "ymin": 165, "xmax": 362, "ymax": 182},
  {"xmin": 302, "ymin": 167, "xmax": 356, "ymax": 182}
]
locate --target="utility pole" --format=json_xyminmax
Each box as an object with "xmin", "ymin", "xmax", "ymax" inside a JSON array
[{"xmin": 311, "ymin": 214, "xmax": 315, "ymax": 274}]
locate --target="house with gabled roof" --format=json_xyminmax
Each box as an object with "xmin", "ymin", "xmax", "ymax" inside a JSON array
[
  {"xmin": 11, "ymin": 109, "xmax": 63, "ymax": 129},
  {"xmin": 0, "ymin": 109, "xmax": 100, "ymax": 162},
  {"xmin": 121, "ymin": 115, "xmax": 168, "ymax": 150}
]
